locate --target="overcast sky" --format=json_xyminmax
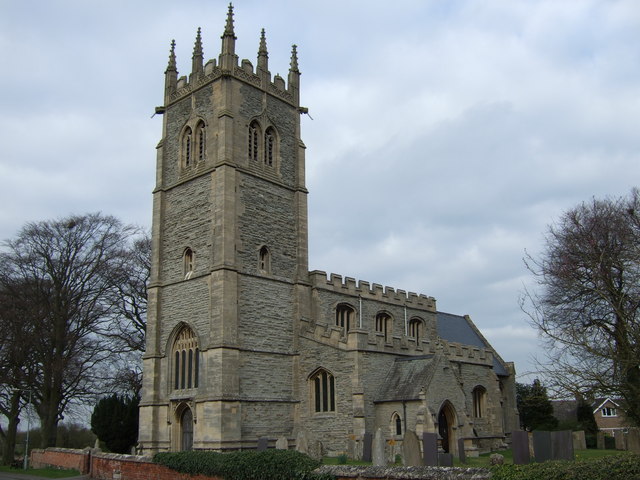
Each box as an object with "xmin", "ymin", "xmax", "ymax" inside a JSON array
[{"xmin": 1, "ymin": 0, "xmax": 639, "ymax": 387}]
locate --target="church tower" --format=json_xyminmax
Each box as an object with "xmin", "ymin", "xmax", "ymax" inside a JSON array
[{"xmin": 139, "ymin": 5, "xmax": 308, "ymax": 452}]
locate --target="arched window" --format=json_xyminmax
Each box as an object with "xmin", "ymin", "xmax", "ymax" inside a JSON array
[
  {"xmin": 264, "ymin": 127, "xmax": 276, "ymax": 166},
  {"xmin": 409, "ymin": 318, "xmax": 423, "ymax": 343},
  {"xmin": 183, "ymin": 127, "xmax": 193, "ymax": 167},
  {"xmin": 310, "ymin": 369, "xmax": 335, "ymax": 413},
  {"xmin": 172, "ymin": 326, "xmax": 199, "ymax": 391},
  {"xmin": 472, "ymin": 386, "xmax": 487, "ymax": 418},
  {"xmin": 259, "ymin": 246, "xmax": 270, "ymax": 273},
  {"xmin": 391, "ymin": 412, "xmax": 402, "ymax": 436},
  {"xmin": 248, "ymin": 121, "xmax": 260, "ymax": 161},
  {"xmin": 196, "ymin": 121, "xmax": 206, "ymax": 162},
  {"xmin": 183, "ymin": 248, "xmax": 194, "ymax": 279},
  {"xmin": 375, "ymin": 312, "xmax": 392, "ymax": 342},
  {"xmin": 335, "ymin": 304, "xmax": 355, "ymax": 332}
]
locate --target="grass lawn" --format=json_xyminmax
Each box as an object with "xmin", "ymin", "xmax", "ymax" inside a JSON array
[{"xmin": 0, "ymin": 466, "xmax": 81, "ymax": 478}]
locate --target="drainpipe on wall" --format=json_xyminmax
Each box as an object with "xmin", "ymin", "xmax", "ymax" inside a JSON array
[{"xmin": 402, "ymin": 400, "xmax": 407, "ymax": 435}]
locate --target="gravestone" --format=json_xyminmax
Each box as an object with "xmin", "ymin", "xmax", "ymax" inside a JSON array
[
  {"xmin": 596, "ymin": 432, "xmax": 605, "ymax": 450},
  {"xmin": 551, "ymin": 430, "xmax": 574, "ymax": 461},
  {"xmin": 275, "ymin": 436, "xmax": 288, "ymax": 450},
  {"xmin": 402, "ymin": 430, "xmax": 422, "ymax": 466},
  {"xmin": 422, "ymin": 432, "xmax": 438, "ymax": 466},
  {"xmin": 257, "ymin": 437, "xmax": 268, "ymax": 451},
  {"xmin": 372, "ymin": 428, "xmax": 386, "ymax": 466},
  {"xmin": 614, "ymin": 430, "xmax": 626, "ymax": 450},
  {"xmin": 532, "ymin": 431, "xmax": 552, "ymax": 463},
  {"xmin": 572, "ymin": 430, "xmax": 586, "ymax": 451},
  {"xmin": 457, "ymin": 438, "xmax": 466, "ymax": 464},
  {"xmin": 438, "ymin": 453, "xmax": 453, "ymax": 467},
  {"xmin": 512, "ymin": 430, "xmax": 530, "ymax": 465},
  {"xmin": 308, "ymin": 440, "xmax": 323, "ymax": 460},
  {"xmin": 362, "ymin": 433, "xmax": 373, "ymax": 462},
  {"xmin": 295, "ymin": 430, "xmax": 308, "ymax": 454},
  {"xmin": 627, "ymin": 428, "xmax": 640, "ymax": 454}
]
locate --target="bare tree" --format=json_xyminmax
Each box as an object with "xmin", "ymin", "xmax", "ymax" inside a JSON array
[
  {"xmin": 0, "ymin": 213, "xmax": 137, "ymax": 448},
  {"xmin": 523, "ymin": 189, "xmax": 640, "ymax": 425}
]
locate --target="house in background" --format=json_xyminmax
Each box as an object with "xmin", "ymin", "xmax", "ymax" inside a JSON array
[{"xmin": 592, "ymin": 398, "xmax": 626, "ymax": 435}]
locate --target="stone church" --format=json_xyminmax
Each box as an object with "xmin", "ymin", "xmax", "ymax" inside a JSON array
[{"xmin": 138, "ymin": 5, "xmax": 519, "ymax": 459}]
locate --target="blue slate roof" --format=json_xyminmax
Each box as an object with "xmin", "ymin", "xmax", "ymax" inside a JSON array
[{"xmin": 436, "ymin": 311, "xmax": 509, "ymax": 376}]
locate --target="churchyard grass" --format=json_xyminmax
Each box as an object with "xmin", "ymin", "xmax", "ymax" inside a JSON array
[{"xmin": 0, "ymin": 466, "xmax": 81, "ymax": 478}]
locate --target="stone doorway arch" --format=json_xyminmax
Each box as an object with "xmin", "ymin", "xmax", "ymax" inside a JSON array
[
  {"xmin": 437, "ymin": 402, "xmax": 456, "ymax": 454},
  {"xmin": 180, "ymin": 407, "xmax": 194, "ymax": 451}
]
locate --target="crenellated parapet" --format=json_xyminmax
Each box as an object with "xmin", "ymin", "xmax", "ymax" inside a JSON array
[
  {"xmin": 309, "ymin": 270, "xmax": 437, "ymax": 311},
  {"xmin": 161, "ymin": 4, "xmax": 299, "ymax": 108},
  {"xmin": 437, "ymin": 339, "xmax": 493, "ymax": 367}
]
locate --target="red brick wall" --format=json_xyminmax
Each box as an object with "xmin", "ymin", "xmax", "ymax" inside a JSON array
[
  {"xmin": 31, "ymin": 448, "xmax": 222, "ymax": 480},
  {"xmin": 31, "ymin": 448, "xmax": 91, "ymax": 474}
]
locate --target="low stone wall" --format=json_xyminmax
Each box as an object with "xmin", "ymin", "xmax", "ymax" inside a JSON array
[
  {"xmin": 31, "ymin": 447, "xmax": 492, "ymax": 480},
  {"xmin": 318, "ymin": 465, "xmax": 491, "ymax": 480}
]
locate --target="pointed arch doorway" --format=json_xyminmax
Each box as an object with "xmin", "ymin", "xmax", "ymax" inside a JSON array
[
  {"xmin": 180, "ymin": 407, "xmax": 194, "ymax": 451},
  {"xmin": 438, "ymin": 402, "xmax": 456, "ymax": 454}
]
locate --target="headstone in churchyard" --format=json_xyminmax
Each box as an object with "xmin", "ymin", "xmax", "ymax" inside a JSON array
[
  {"xmin": 614, "ymin": 429, "xmax": 626, "ymax": 450},
  {"xmin": 362, "ymin": 433, "xmax": 373, "ymax": 463},
  {"xmin": 402, "ymin": 430, "xmax": 422, "ymax": 466},
  {"xmin": 372, "ymin": 428, "xmax": 386, "ymax": 466},
  {"xmin": 532, "ymin": 431, "xmax": 552, "ymax": 463},
  {"xmin": 551, "ymin": 430, "xmax": 574, "ymax": 461},
  {"xmin": 422, "ymin": 432, "xmax": 438, "ymax": 466},
  {"xmin": 457, "ymin": 438, "xmax": 466, "ymax": 464},
  {"xmin": 438, "ymin": 453, "xmax": 453, "ymax": 467},
  {"xmin": 257, "ymin": 437, "xmax": 268, "ymax": 451},
  {"xmin": 627, "ymin": 428, "xmax": 640, "ymax": 454},
  {"xmin": 308, "ymin": 440, "xmax": 323, "ymax": 460},
  {"xmin": 489, "ymin": 453, "xmax": 504, "ymax": 465},
  {"xmin": 596, "ymin": 432, "xmax": 605, "ymax": 450},
  {"xmin": 275, "ymin": 436, "xmax": 288, "ymax": 450},
  {"xmin": 295, "ymin": 430, "xmax": 308, "ymax": 454},
  {"xmin": 512, "ymin": 430, "xmax": 530, "ymax": 465},
  {"xmin": 572, "ymin": 430, "xmax": 586, "ymax": 451}
]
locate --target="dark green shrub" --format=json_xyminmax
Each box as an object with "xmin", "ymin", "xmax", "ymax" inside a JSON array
[
  {"xmin": 154, "ymin": 449, "xmax": 334, "ymax": 480},
  {"xmin": 336, "ymin": 454, "xmax": 348, "ymax": 464},
  {"xmin": 90, "ymin": 394, "xmax": 139, "ymax": 454},
  {"xmin": 491, "ymin": 453, "xmax": 640, "ymax": 480}
]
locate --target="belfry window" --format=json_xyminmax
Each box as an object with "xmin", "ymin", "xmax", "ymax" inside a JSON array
[
  {"xmin": 310, "ymin": 369, "xmax": 335, "ymax": 413},
  {"xmin": 183, "ymin": 127, "xmax": 193, "ymax": 167},
  {"xmin": 248, "ymin": 121, "xmax": 260, "ymax": 161},
  {"xmin": 196, "ymin": 122, "xmax": 206, "ymax": 162},
  {"xmin": 409, "ymin": 318, "xmax": 423, "ymax": 343},
  {"xmin": 264, "ymin": 127, "xmax": 275, "ymax": 166},
  {"xmin": 472, "ymin": 386, "xmax": 487, "ymax": 418},
  {"xmin": 173, "ymin": 327, "xmax": 199, "ymax": 390},
  {"xmin": 375, "ymin": 312, "xmax": 392, "ymax": 342},
  {"xmin": 335, "ymin": 304, "xmax": 355, "ymax": 332},
  {"xmin": 183, "ymin": 248, "xmax": 194, "ymax": 279}
]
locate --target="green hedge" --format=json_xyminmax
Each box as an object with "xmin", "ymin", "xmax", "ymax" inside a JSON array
[
  {"xmin": 153, "ymin": 449, "xmax": 334, "ymax": 480},
  {"xmin": 491, "ymin": 453, "xmax": 640, "ymax": 480}
]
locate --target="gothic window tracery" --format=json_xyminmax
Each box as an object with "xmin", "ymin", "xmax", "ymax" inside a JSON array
[
  {"xmin": 375, "ymin": 312, "xmax": 392, "ymax": 343},
  {"xmin": 310, "ymin": 369, "xmax": 335, "ymax": 413},
  {"xmin": 264, "ymin": 127, "xmax": 275, "ymax": 166},
  {"xmin": 182, "ymin": 127, "xmax": 193, "ymax": 167},
  {"xmin": 335, "ymin": 304, "xmax": 355, "ymax": 333},
  {"xmin": 196, "ymin": 121, "xmax": 206, "ymax": 163},
  {"xmin": 172, "ymin": 326, "xmax": 199, "ymax": 390},
  {"xmin": 409, "ymin": 317, "xmax": 424, "ymax": 343},
  {"xmin": 391, "ymin": 412, "xmax": 403, "ymax": 436},
  {"xmin": 248, "ymin": 121, "xmax": 260, "ymax": 161}
]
